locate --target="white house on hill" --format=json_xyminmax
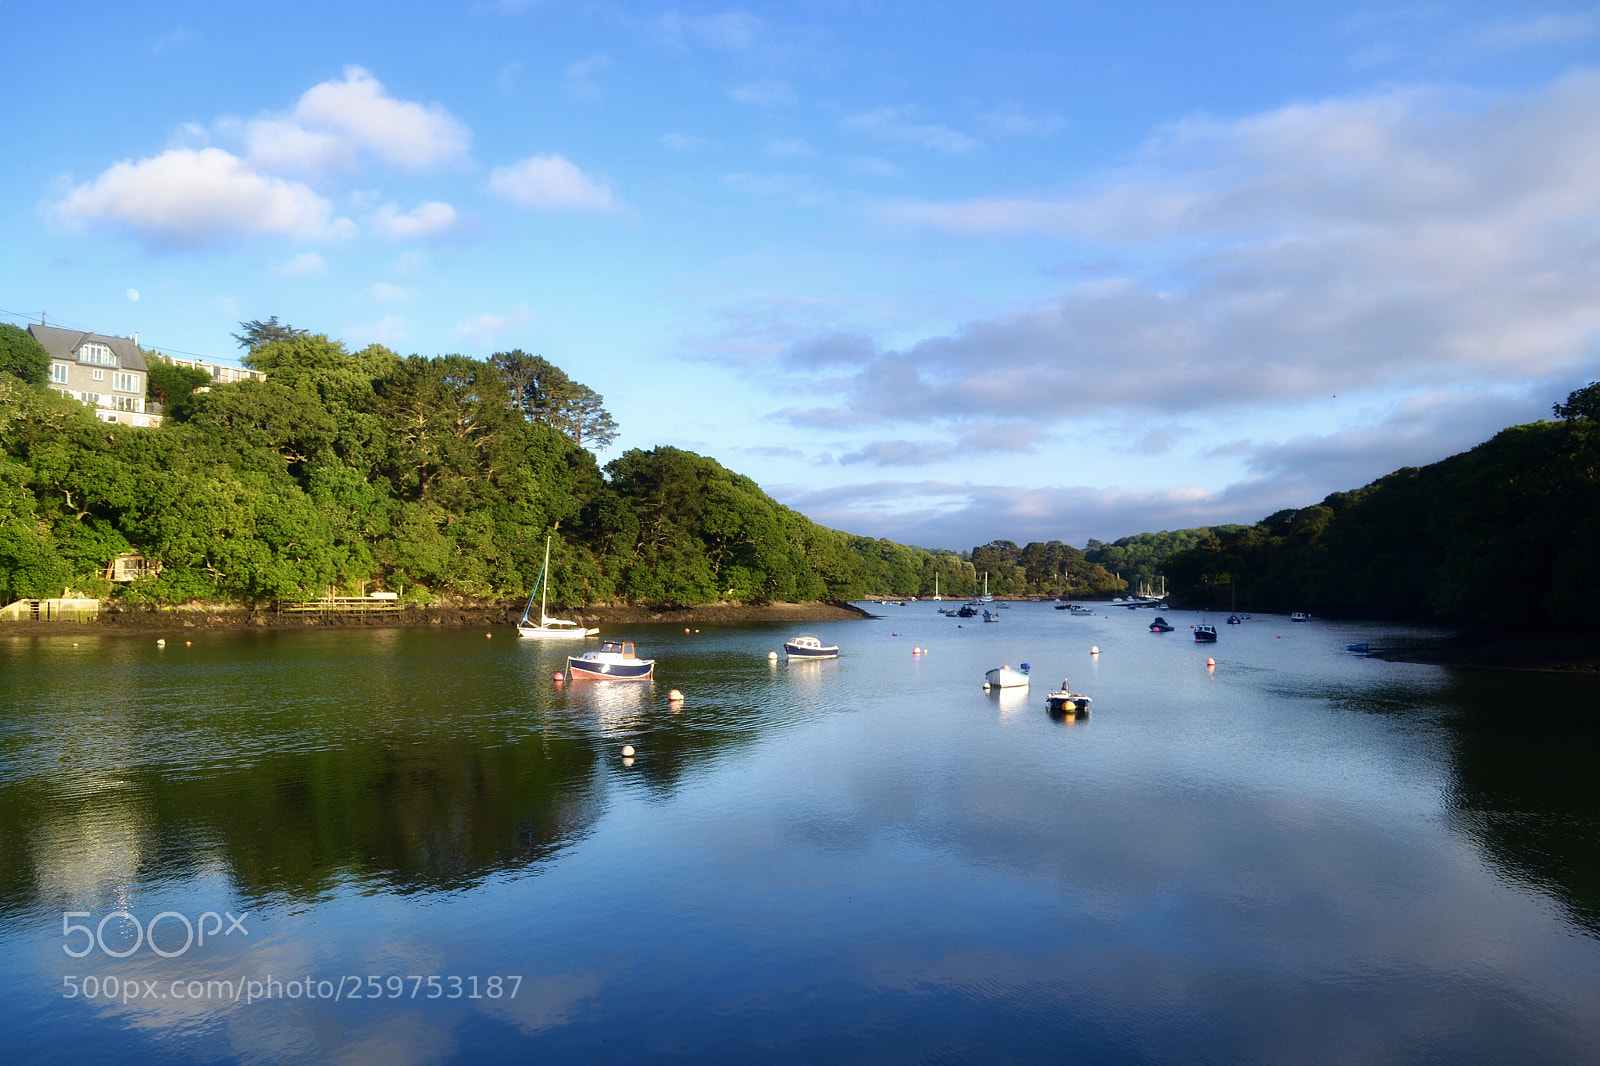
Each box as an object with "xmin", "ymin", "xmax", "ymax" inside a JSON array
[{"xmin": 28, "ymin": 323, "xmax": 160, "ymax": 427}]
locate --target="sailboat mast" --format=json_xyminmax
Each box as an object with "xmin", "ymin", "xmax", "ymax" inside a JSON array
[{"xmin": 541, "ymin": 537, "xmax": 551, "ymax": 624}]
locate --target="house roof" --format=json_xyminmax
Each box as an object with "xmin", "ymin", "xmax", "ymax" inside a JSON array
[{"xmin": 28, "ymin": 323, "xmax": 149, "ymax": 372}]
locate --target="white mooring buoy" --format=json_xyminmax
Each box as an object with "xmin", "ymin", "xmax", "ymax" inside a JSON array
[{"xmin": 621, "ymin": 745, "xmax": 635, "ymax": 758}]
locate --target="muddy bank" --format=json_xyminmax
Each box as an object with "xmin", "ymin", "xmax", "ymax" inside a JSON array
[
  {"xmin": 1, "ymin": 599, "xmax": 875, "ymax": 636},
  {"xmin": 1372, "ymin": 628, "xmax": 1600, "ymax": 673}
]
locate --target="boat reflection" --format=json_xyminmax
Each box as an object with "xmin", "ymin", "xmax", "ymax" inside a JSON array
[
  {"xmin": 559, "ymin": 676, "xmax": 657, "ymax": 736},
  {"xmin": 988, "ymin": 684, "xmax": 1031, "ymax": 719}
]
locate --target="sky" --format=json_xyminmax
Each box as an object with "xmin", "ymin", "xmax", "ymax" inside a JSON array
[{"xmin": 4, "ymin": 1, "xmax": 1599, "ymax": 550}]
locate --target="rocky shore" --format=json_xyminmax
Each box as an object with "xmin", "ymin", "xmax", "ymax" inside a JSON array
[{"xmin": 1, "ymin": 599, "xmax": 876, "ymax": 636}]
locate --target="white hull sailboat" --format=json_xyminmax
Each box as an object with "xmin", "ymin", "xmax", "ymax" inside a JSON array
[{"xmin": 518, "ymin": 537, "xmax": 599, "ymax": 640}]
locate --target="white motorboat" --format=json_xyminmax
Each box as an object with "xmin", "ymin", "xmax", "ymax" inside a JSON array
[
  {"xmin": 983, "ymin": 663, "xmax": 1030, "ymax": 689},
  {"xmin": 784, "ymin": 635, "xmax": 839, "ymax": 659},
  {"xmin": 566, "ymin": 641, "xmax": 654, "ymax": 680}
]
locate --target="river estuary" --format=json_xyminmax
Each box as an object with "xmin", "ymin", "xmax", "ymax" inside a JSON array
[{"xmin": 2, "ymin": 603, "xmax": 1598, "ymax": 1063}]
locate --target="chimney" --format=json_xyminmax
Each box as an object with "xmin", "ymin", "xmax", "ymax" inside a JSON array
[
  {"xmin": 40, "ymin": 311, "xmax": 46, "ymax": 326},
  {"xmin": 132, "ymin": 332, "xmax": 139, "ymax": 347}
]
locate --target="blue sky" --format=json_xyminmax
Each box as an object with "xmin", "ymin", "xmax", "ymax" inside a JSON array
[{"xmin": 4, "ymin": 2, "xmax": 1599, "ymax": 550}]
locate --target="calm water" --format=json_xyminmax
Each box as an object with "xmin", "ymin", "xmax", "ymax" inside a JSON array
[{"xmin": 2, "ymin": 605, "xmax": 1598, "ymax": 1064}]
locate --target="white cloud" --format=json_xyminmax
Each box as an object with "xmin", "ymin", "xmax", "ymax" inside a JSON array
[
  {"xmin": 843, "ymin": 107, "xmax": 980, "ymax": 154},
  {"xmin": 279, "ymin": 251, "xmax": 326, "ymax": 277},
  {"xmin": 244, "ymin": 66, "xmax": 471, "ymax": 176},
  {"xmin": 125, "ymin": 288, "xmax": 139, "ymax": 301},
  {"xmin": 825, "ymin": 72, "xmax": 1600, "ymax": 426},
  {"xmin": 371, "ymin": 200, "xmax": 458, "ymax": 239},
  {"xmin": 56, "ymin": 147, "xmax": 344, "ymax": 247},
  {"xmin": 1472, "ymin": 12, "xmax": 1597, "ymax": 52},
  {"xmin": 730, "ymin": 80, "xmax": 796, "ymax": 107},
  {"xmin": 349, "ymin": 314, "xmax": 411, "ymax": 346},
  {"xmin": 451, "ymin": 306, "xmax": 533, "ymax": 344},
  {"xmin": 488, "ymin": 154, "xmax": 617, "ymax": 211},
  {"xmin": 778, "ymin": 478, "xmax": 1242, "ymax": 550},
  {"xmin": 355, "ymin": 282, "xmax": 413, "ymax": 305}
]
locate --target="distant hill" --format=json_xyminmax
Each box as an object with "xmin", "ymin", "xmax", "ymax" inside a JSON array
[{"xmin": 1165, "ymin": 410, "xmax": 1600, "ymax": 625}]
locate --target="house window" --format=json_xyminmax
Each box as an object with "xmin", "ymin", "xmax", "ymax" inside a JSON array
[
  {"xmin": 113, "ymin": 372, "xmax": 138, "ymax": 393},
  {"xmin": 76, "ymin": 342, "xmax": 118, "ymax": 367},
  {"xmin": 49, "ymin": 363, "xmax": 70, "ymax": 384},
  {"xmin": 92, "ymin": 368, "xmax": 105, "ymax": 381},
  {"xmin": 113, "ymin": 395, "xmax": 142, "ymax": 412}
]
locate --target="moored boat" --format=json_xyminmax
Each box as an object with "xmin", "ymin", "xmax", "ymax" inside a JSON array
[
  {"xmin": 983, "ymin": 663, "xmax": 1030, "ymax": 689},
  {"xmin": 518, "ymin": 536, "xmax": 600, "ymax": 639},
  {"xmin": 784, "ymin": 635, "xmax": 839, "ymax": 659},
  {"xmin": 1291, "ymin": 612, "xmax": 1312, "ymax": 623},
  {"xmin": 1194, "ymin": 624, "xmax": 1218, "ymax": 643},
  {"xmin": 1045, "ymin": 681, "xmax": 1091, "ymax": 715},
  {"xmin": 567, "ymin": 641, "xmax": 654, "ymax": 680},
  {"xmin": 1150, "ymin": 616, "xmax": 1175, "ymax": 633}
]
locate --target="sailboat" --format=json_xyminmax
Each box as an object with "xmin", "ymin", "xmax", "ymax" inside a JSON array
[
  {"xmin": 979, "ymin": 572, "xmax": 993, "ymax": 602},
  {"xmin": 518, "ymin": 537, "xmax": 600, "ymax": 639},
  {"xmin": 931, "ymin": 573, "xmax": 942, "ymax": 601}
]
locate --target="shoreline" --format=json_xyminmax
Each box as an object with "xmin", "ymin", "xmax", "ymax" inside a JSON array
[
  {"xmin": 1370, "ymin": 630, "xmax": 1600, "ymax": 674},
  {"xmin": 0, "ymin": 599, "xmax": 876, "ymax": 636}
]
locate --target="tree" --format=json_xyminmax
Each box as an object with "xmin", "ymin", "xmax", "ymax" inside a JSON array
[
  {"xmin": 144, "ymin": 355, "xmax": 211, "ymax": 406},
  {"xmin": 490, "ymin": 350, "xmax": 619, "ymax": 451},
  {"xmin": 0, "ymin": 323, "xmax": 50, "ymax": 385},
  {"xmin": 1553, "ymin": 381, "xmax": 1600, "ymax": 422},
  {"xmin": 233, "ymin": 316, "xmax": 307, "ymax": 352},
  {"xmin": 555, "ymin": 384, "xmax": 619, "ymax": 450}
]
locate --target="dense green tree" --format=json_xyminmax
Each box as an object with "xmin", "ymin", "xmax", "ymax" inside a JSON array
[
  {"xmin": 490, "ymin": 349, "xmax": 619, "ymax": 451},
  {"xmin": 144, "ymin": 355, "xmax": 211, "ymax": 407},
  {"xmin": 1554, "ymin": 381, "xmax": 1600, "ymax": 422},
  {"xmin": 232, "ymin": 316, "xmax": 307, "ymax": 351},
  {"xmin": 0, "ymin": 324, "xmax": 50, "ymax": 386}
]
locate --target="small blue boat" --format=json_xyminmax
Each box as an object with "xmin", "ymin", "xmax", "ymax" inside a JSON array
[
  {"xmin": 567, "ymin": 642, "xmax": 654, "ymax": 680},
  {"xmin": 1346, "ymin": 643, "xmax": 1369, "ymax": 653},
  {"xmin": 785, "ymin": 635, "xmax": 839, "ymax": 659}
]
